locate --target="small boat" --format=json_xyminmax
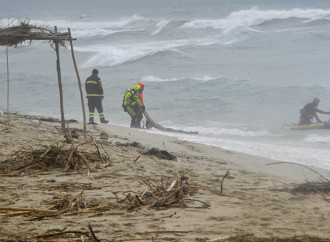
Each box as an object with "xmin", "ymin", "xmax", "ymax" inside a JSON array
[{"xmin": 282, "ymin": 122, "xmax": 330, "ymax": 130}]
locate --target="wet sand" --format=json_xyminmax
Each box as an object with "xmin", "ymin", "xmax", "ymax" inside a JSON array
[{"xmin": 0, "ymin": 113, "xmax": 329, "ymax": 241}]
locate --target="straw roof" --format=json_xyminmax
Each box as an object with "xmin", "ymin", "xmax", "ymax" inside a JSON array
[{"xmin": 0, "ymin": 19, "xmax": 73, "ymax": 48}]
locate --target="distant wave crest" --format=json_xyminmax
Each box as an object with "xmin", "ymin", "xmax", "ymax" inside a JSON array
[
  {"xmin": 78, "ymin": 46, "xmax": 183, "ymax": 68},
  {"xmin": 181, "ymin": 7, "xmax": 330, "ymax": 31},
  {"xmin": 151, "ymin": 20, "xmax": 171, "ymax": 35},
  {"xmin": 140, "ymin": 75, "xmax": 222, "ymax": 83},
  {"xmin": 77, "ymin": 38, "xmax": 212, "ymax": 68},
  {"xmin": 0, "ymin": 16, "xmax": 147, "ymax": 38}
]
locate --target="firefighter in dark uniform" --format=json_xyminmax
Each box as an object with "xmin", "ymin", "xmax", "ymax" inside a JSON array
[{"xmin": 85, "ymin": 69, "xmax": 109, "ymax": 124}]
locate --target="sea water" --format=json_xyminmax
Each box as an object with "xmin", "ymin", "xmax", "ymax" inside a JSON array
[{"xmin": 1, "ymin": 0, "xmax": 330, "ymax": 170}]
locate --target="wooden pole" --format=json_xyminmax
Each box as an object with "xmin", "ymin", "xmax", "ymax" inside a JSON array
[
  {"xmin": 54, "ymin": 26, "xmax": 65, "ymax": 133},
  {"xmin": 5, "ymin": 36, "xmax": 9, "ymax": 125},
  {"xmin": 68, "ymin": 28, "xmax": 87, "ymax": 138}
]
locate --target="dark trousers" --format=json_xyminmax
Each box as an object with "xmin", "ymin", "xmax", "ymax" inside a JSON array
[
  {"xmin": 88, "ymin": 97, "xmax": 104, "ymax": 121},
  {"xmin": 130, "ymin": 112, "xmax": 143, "ymax": 128},
  {"xmin": 127, "ymin": 104, "xmax": 142, "ymax": 128},
  {"xmin": 299, "ymin": 115, "xmax": 312, "ymax": 125}
]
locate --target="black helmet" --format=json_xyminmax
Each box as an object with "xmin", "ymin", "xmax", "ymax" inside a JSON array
[{"xmin": 92, "ymin": 69, "xmax": 99, "ymax": 74}]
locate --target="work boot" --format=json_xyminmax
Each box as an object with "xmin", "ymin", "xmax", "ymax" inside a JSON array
[
  {"xmin": 88, "ymin": 118, "xmax": 97, "ymax": 125},
  {"xmin": 100, "ymin": 118, "xmax": 109, "ymax": 124}
]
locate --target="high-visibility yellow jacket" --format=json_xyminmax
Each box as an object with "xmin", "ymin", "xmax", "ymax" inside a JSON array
[{"xmin": 123, "ymin": 88, "xmax": 142, "ymax": 107}]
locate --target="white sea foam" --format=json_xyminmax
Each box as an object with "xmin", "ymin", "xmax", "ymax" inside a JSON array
[
  {"xmin": 303, "ymin": 134, "xmax": 330, "ymax": 143},
  {"xmin": 194, "ymin": 75, "xmax": 222, "ymax": 82},
  {"xmin": 79, "ymin": 45, "xmax": 159, "ymax": 68},
  {"xmin": 151, "ymin": 19, "xmax": 171, "ymax": 35},
  {"xmin": 0, "ymin": 16, "xmax": 147, "ymax": 38},
  {"xmin": 140, "ymin": 75, "xmax": 222, "ymax": 83},
  {"xmin": 180, "ymin": 7, "xmax": 330, "ymax": 44},
  {"xmin": 77, "ymin": 37, "xmax": 217, "ymax": 68},
  {"xmin": 77, "ymin": 41, "xmax": 187, "ymax": 68},
  {"xmin": 141, "ymin": 75, "xmax": 180, "ymax": 82},
  {"xmin": 154, "ymin": 130, "xmax": 330, "ymax": 170},
  {"xmin": 197, "ymin": 126, "xmax": 271, "ymax": 137},
  {"xmin": 181, "ymin": 7, "xmax": 330, "ymax": 30},
  {"xmin": 71, "ymin": 8, "xmax": 330, "ymax": 68}
]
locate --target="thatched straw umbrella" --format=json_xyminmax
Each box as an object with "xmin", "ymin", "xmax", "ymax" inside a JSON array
[{"xmin": 0, "ymin": 20, "xmax": 86, "ymax": 137}]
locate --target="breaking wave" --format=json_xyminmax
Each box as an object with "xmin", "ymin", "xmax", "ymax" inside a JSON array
[
  {"xmin": 181, "ymin": 7, "xmax": 330, "ymax": 31},
  {"xmin": 140, "ymin": 75, "xmax": 222, "ymax": 83}
]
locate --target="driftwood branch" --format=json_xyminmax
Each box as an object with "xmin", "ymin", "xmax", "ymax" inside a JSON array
[
  {"xmin": 220, "ymin": 170, "xmax": 230, "ymax": 193},
  {"xmin": 0, "ymin": 207, "xmax": 57, "ymax": 213},
  {"xmin": 88, "ymin": 223, "xmax": 101, "ymax": 242},
  {"xmin": 207, "ymin": 233, "xmax": 254, "ymax": 242},
  {"xmin": 267, "ymin": 161, "xmax": 329, "ymax": 182},
  {"xmin": 143, "ymin": 111, "xmax": 198, "ymax": 134},
  {"xmin": 88, "ymin": 131, "xmax": 104, "ymax": 163},
  {"xmin": 0, "ymin": 128, "xmax": 9, "ymax": 132},
  {"xmin": 33, "ymin": 230, "xmax": 89, "ymax": 240},
  {"xmin": 320, "ymin": 193, "xmax": 330, "ymax": 204}
]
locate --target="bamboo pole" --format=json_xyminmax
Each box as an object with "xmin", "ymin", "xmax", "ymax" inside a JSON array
[
  {"xmin": 54, "ymin": 26, "xmax": 65, "ymax": 133},
  {"xmin": 6, "ymin": 36, "xmax": 9, "ymax": 125},
  {"xmin": 68, "ymin": 28, "xmax": 86, "ymax": 138}
]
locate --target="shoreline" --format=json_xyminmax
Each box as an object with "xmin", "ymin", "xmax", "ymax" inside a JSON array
[
  {"xmin": 3, "ymin": 111, "xmax": 330, "ymax": 181},
  {"xmin": 1, "ymin": 113, "xmax": 330, "ymax": 240},
  {"xmin": 99, "ymin": 122, "xmax": 330, "ymax": 183}
]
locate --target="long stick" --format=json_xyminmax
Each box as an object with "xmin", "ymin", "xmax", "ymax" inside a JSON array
[
  {"xmin": 68, "ymin": 28, "xmax": 86, "ymax": 138},
  {"xmin": 267, "ymin": 161, "xmax": 330, "ymax": 183},
  {"xmin": 143, "ymin": 111, "xmax": 198, "ymax": 134},
  {"xmin": 54, "ymin": 26, "xmax": 65, "ymax": 133},
  {"xmin": 88, "ymin": 131, "xmax": 104, "ymax": 163},
  {"xmin": 0, "ymin": 207, "xmax": 57, "ymax": 213},
  {"xmin": 220, "ymin": 170, "xmax": 230, "ymax": 193},
  {"xmin": 6, "ymin": 36, "xmax": 10, "ymax": 125}
]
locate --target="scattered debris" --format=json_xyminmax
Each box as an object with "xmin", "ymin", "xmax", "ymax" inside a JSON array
[
  {"xmin": 117, "ymin": 172, "xmax": 206, "ymax": 211},
  {"xmin": 42, "ymin": 182, "xmax": 102, "ymax": 192},
  {"xmin": 115, "ymin": 141, "xmax": 145, "ymax": 149},
  {"xmin": 291, "ymin": 181, "xmax": 330, "ymax": 194},
  {"xmin": 207, "ymin": 234, "xmax": 330, "ymax": 242},
  {"xmin": 0, "ymin": 141, "xmax": 111, "ymax": 175},
  {"xmin": 143, "ymin": 147, "xmax": 177, "ymax": 161}
]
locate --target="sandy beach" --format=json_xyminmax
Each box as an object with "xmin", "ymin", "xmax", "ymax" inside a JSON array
[{"xmin": 0, "ymin": 113, "xmax": 330, "ymax": 241}]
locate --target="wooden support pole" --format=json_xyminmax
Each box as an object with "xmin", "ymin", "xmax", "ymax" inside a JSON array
[
  {"xmin": 68, "ymin": 28, "xmax": 87, "ymax": 138},
  {"xmin": 5, "ymin": 36, "xmax": 10, "ymax": 125},
  {"xmin": 54, "ymin": 26, "xmax": 65, "ymax": 133}
]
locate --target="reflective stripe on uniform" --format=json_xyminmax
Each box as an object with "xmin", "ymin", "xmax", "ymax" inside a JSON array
[
  {"xmin": 87, "ymin": 94, "xmax": 104, "ymax": 97},
  {"xmin": 99, "ymin": 112, "xmax": 105, "ymax": 118},
  {"xmin": 89, "ymin": 112, "xmax": 94, "ymax": 118},
  {"xmin": 86, "ymin": 81, "xmax": 98, "ymax": 84}
]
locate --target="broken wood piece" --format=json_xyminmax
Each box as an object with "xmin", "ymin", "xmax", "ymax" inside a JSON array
[
  {"xmin": 220, "ymin": 170, "xmax": 230, "ymax": 193},
  {"xmin": 0, "ymin": 207, "xmax": 57, "ymax": 213},
  {"xmin": 143, "ymin": 111, "xmax": 198, "ymax": 134}
]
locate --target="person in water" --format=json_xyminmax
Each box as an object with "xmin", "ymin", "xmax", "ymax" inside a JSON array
[{"xmin": 299, "ymin": 98, "xmax": 330, "ymax": 125}]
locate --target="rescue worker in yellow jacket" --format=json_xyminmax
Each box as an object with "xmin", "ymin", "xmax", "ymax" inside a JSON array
[
  {"xmin": 85, "ymin": 69, "xmax": 109, "ymax": 124},
  {"xmin": 122, "ymin": 84, "xmax": 144, "ymax": 128}
]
